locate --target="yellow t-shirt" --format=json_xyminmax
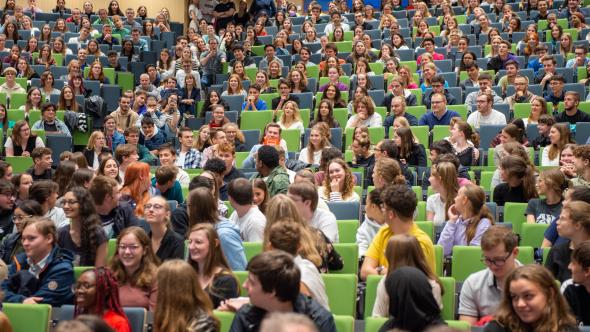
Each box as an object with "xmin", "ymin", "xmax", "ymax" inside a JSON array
[{"xmin": 365, "ymin": 223, "xmax": 436, "ymax": 273}]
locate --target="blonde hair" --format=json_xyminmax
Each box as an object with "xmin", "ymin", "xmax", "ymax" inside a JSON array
[
  {"xmin": 263, "ymin": 195, "xmax": 323, "ymax": 266},
  {"xmin": 279, "ymin": 101, "xmax": 302, "ymax": 127},
  {"xmin": 431, "ymin": 162, "xmax": 459, "ymax": 220}
]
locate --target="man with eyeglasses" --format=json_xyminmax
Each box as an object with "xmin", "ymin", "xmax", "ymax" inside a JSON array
[
  {"xmin": 418, "ymin": 93, "xmax": 460, "ymax": 131},
  {"xmin": 566, "ymin": 45, "xmax": 590, "ymax": 70},
  {"xmin": 422, "ymin": 75, "xmax": 457, "ymax": 109},
  {"xmin": 0, "ymin": 180, "xmax": 15, "ymax": 241},
  {"xmin": 271, "ymin": 79, "xmax": 300, "ymax": 110},
  {"xmin": 459, "ymin": 226, "xmax": 521, "ymax": 326},
  {"xmin": 467, "ymin": 92, "xmax": 507, "ymax": 131},
  {"xmin": 505, "ymin": 75, "xmax": 537, "ymax": 111}
]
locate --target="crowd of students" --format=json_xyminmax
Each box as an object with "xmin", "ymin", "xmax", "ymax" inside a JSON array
[{"xmin": 0, "ymin": 0, "xmax": 589, "ymax": 331}]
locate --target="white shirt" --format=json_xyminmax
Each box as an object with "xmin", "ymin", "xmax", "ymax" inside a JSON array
[
  {"xmin": 466, "ymin": 109, "xmax": 507, "ymax": 130},
  {"xmin": 541, "ymin": 147, "xmax": 560, "ymax": 167},
  {"xmin": 176, "ymin": 152, "xmax": 187, "ymax": 168},
  {"xmin": 176, "ymin": 168, "xmax": 190, "ymax": 187},
  {"xmin": 426, "ymin": 193, "xmax": 447, "ymax": 226},
  {"xmin": 310, "ymin": 208, "xmax": 339, "ymax": 243},
  {"xmin": 298, "ymin": 148, "xmax": 323, "ymax": 165},
  {"xmin": 295, "ymin": 255, "xmax": 330, "ymax": 310},
  {"xmin": 229, "ymin": 205, "xmax": 266, "ymax": 242}
]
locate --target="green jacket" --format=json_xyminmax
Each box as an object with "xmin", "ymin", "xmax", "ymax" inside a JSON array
[
  {"xmin": 254, "ymin": 166, "xmax": 290, "ymax": 196},
  {"xmin": 136, "ymin": 144, "xmax": 155, "ymax": 164}
]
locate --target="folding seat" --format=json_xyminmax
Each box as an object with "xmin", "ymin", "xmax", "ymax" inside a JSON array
[
  {"xmin": 243, "ymin": 242, "xmax": 262, "ymax": 262},
  {"xmin": 322, "ymin": 274, "xmax": 357, "ymax": 316},
  {"xmin": 4, "ymin": 303, "xmax": 52, "ymax": 332},
  {"xmin": 575, "ymin": 122, "xmax": 590, "ymax": 144},
  {"xmin": 221, "ymin": 95, "xmax": 245, "ymax": 113},
  {"xmin": 330, "ymin": 243, "xmax": 359, "ymax": 274},
  {"xmin": 479, "ymin": 124, "xmax": 505, "ymax": 149},
  {"xmin": 291, "ymin": 92, "xmax": 314, "ymax": 110},
  {"xmin": 521, "ymin": 223, "xmax": 549, "ymax": 248},
  {"xmin": 280, "ymin": 128, "xmax": 301, "ymax": 152},
  {"xmin": 334, "ymin": 315, "xmax": 354, "ymax": 332},
  {"xmin": 5, "ymin": 156, "xmax": 33, "ymax": 173},
  {"xmin": 327, "ymin": 201, "xmax": 360, "ymax": 220},
  {"xmin": 503, "ymin": 202, "xmax": 529, "ymax": 235}
]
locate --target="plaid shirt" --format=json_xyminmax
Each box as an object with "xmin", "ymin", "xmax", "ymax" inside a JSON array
[{"xmin": 178, "ymin": 148, "xmax": 202, "ymax": 170}]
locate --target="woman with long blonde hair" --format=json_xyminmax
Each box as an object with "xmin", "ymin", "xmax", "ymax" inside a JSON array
[
  {"xmin": 187, "ymin": 223, "xmax": 240, "ymax": 308},
  {"xmin": 299, "ymin": 123, "xmax": 332, "ymax": 165},
  {"xmin": 427, "ymin": 162, "xmax": 459, "ymax": 226},
  {"xmin": 154, "ymin": 260, "xmax": 218, "ymax": 332},
  {"xmin": 277, "ymin": 100, "xmax": 304, "ymax": 134}
]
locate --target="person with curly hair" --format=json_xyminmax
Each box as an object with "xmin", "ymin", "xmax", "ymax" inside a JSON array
[{"xmin": 58, "ymin": 187, "xmax": 108, "ymax": 267}]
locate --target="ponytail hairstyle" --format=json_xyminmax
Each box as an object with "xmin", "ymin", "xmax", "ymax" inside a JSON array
[
  {"xmin": 462, "ymin": 184, "xmax": 495, "ymax": 243},
  {"xmin": 455, "ymin": 120, "xmax": 479, "ymax": 148},
  {"xmin": 502, "ymin": 123, "xmax": 524, "ymax": 144},
  {"xmin": 431, "ymin": 161, "xmax": 459, "ymax": 220},
  {"xmin": 502, "ymin": 142, "xmax": 536, "ymax": 171},
  {"xmin": 374, "ymin": 158, "xmax": 407, "ymax": 185},
  {"xmin": 539, "ymin": 168, "xmax": 570, "ymax": 201},
  {"xmin": 500, "ymin": 155, "xmax": 539, "ymax": 200}
]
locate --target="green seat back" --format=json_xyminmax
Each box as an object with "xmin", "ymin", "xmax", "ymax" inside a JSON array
[
  {"xmin": 306, "ymin": 64, "xmax": 320, "ymax": 80},
  {"xmin": 258, "ymin": 93, "xmax": 278, "ymax": 108},
  {"xmin": 333, "ymin": 108, "xmax": 349, "ymax": 128},
  {"xmin": 235, "ymin": 151, "xmax": 251, "ymax": 168},
  {"xmin": 416, "ymin": 201, "xmax": 427, "ymax": 223},
  {"xmin": 435, "ymin": 244, "xmax": 444, "ymax": 277},
  {"xmin": 480, "ymin": 171, "xmax": 495, "ymax": 193},
  {"xmin": 410, "ymin": 126, "xmax": 430, "ymax": 148},
  {"xmin": 321, "ymin": 273, "xmax": 357, "ymax": 316},
  {"xmin": 503, "ymin": 202, "xmax": 529, "ymax": 234},
  {"xmin": 337, "ymin": 219, "xmax": 360, "ymax": 243},
  {"xmin": 240, "ymin": 111, "xmax": 274, "ymax": 132},
  {"xmin": 234, "ymin": 270, "xmax": 248, "ymax": 296},
  {"xmin": 10, "ymin": 93, "xmax": 27, "ymax": 109},
  {"xmin": 117, "ymin": 72, "xmax": 135, "ymax": 92},
  {"xmin": 412, "ymin": 186, "xmax": 423, "ymax": 201},
  {"xmin": 446, "ymin": 104, "xmax": 468, "ymax": 120},
  {"xmin": 7, "ymin": 109, "xmax": 25, "ymax": 122},
  {"xmin": 334, "ymin": 41, "xmax": 353, "ymax": 53},
  {"xmin": 83, "ymin": 66, "xmax": 116, "ymax": 85},
  {"xmin": 440, "ymin": 277, "xmax": 456, "ymax": 320},
  {"xmin": 74, "ymin": 266, "xmax": 92, "ymax": 280},
  {"xmin": 405, "ymin": 105, "xmax": 427, "ymax": 119},
  {"xmin": 107, "ymin": 238, "xmax": 117, "ymax": 263},
  {"xmin": 6, "ymin": 156, "xmax": 33, "ymax": 173},
  {"xmin": 3, "ymin": 303, "xmax": 52, "ymax": 332},
  {"xmin": 415, "ymin": 221, "xmax": 434, "ymax": 241},
  {"xmin": 521, "ymin": 223, "xmax": 549, "ymax": 248},
  {"xmin": 214, "ymin": 310, "xmax": 235, "ymax": 332},
  {"xmin": 331, "ymin": 243, "xmax": 359, "ymax": 275},
  {"xmin": 280, "ymin": 128, "xmax": 301, "ymax": 152},
  {"xmin": 333, "ymin": 315, "xmax": 354, "ymax": 332},
  {"xmin": 363, "ymin": 274, "xmax": 382, "ymax": 318},
  {"xmin": 432, "ymin": 125, "xmax": 450, "ymax": 143},
  {"xmin": 243, "ymin": 242, "xmax": 263, "ymax": 262},
  {"xmin": 513, "ymin": 103, "xmax": 532, "ymax": 119},
  {"xmin": 452, "ymin": 245, "xmax": 534, "ymax": 282}
]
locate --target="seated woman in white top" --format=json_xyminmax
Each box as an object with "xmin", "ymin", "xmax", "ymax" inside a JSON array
[
  {"xmin": 276, "ymin": 100, "xmax": 305, "ymax": 135},
  {"xmin": 541, "ymin": 123, "xmax": 574, "ymax": 167},
  {"xmin": 299, "ymin": 123, "xmax": 331, "ymax": 165},
  {"xmin": 220, "ymin": 73, "xmax": 247, "ymax": 98},
  {"xmin": 373, "ymin": 234, "xmax": 443, "ymax": 317},
  {"xmin": 318, "ymin": 158, "xmax": 360, "ymax": 202},
  {"xmin": 346, "ymin": 95, "xmax": 382, "ymax": 128},
  {"xmin": 427, "ymin": 161, "xmax": 459, "ymax": 227}
]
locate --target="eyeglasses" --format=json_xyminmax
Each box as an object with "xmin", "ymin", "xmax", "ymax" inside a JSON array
[
  {"xmin": 62, "ymin": 200, "xmax": 79, "ymax": 206},
  {"xmin": 143, "ymin": 203, "xmax": 165, "ymax": 210},
  {"xmin": 13, "ymin": 214, "xmax": 31, "ymax": 221},
  {"xmin": 73, "ymin": 282, "xmax": 95, "ymax": 291},
  {"xmin": 0, "ymin": 192, "xmax": 15, "ymax": 198},
  {"xmin": 118, "ymin": 244, "xmax": 141, "ymax": 251},
  {"xmin": 481, "ymin": 252, "xmax": 512, "ymax": 266}
]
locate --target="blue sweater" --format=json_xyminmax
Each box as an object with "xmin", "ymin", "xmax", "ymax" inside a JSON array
[{"xmin": 418, "ymin": 110, "xmax": 461, "ymax": 130}]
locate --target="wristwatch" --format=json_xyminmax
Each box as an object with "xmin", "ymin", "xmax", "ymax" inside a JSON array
[{"xmin": 376, "ymin": 266, "xmax": 384, "ymax": 275}]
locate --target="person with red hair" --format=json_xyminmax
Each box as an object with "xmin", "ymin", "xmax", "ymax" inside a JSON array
[
  {"xmin": 120, "ymin": 162, "xmax": 151, "ymax": 218},
  {"xmin": 74, "ymin": 267, "xmax": 131, "ymax": 332}
]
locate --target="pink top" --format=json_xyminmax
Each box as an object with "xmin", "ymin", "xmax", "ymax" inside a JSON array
[
  {"xmin": 118, "ymin": 281, "xmax": 158, "ymax": 311},
  {"xmin": 416, "ymin": 52, "xmax": 445, "ymax": 66}
]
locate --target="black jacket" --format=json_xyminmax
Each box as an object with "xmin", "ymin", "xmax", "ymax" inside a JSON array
[
  {"xmin": 271, "ymin": 95, "xmax": 300, "ymax": 110},
  {"xmin": 83, "ymin": 147, "xmax": 112, "ymax": 168},
  {"xmin": 0, "ymin": 232, "xmax": 20, "ymax": 264},
  {"xmin": 229, "ymin": 294, "xmax": 336, "ymax": 332},
  {"xmin": 99, "ymin": 202, "xmax": 140, "ymax": 238}
]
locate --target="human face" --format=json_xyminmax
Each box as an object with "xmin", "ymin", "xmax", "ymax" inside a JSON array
[
  {"xmin": 476, "ymin": 95, "xmax": 490, "ymax": 113},
  {"xmin": 141, "ymin": 123, "xmax": 154, "ymax": 137},
  {"xmin": 514, "ymin": 77, "xmax": 528, "ymax": 93},
  {"xmin": 543, "ymin": 60, "xmax": 555, "ymax": 74},
  {"xmin": 356, "ymin": 102, "xmax": 369, "ymax": 119},
  {"xmin": 391, "ymin": 98, "xmax": 405, "ymax": 117},
  {"xmin": 12, "ymin": 207, "xmax": 30, "ymax": 232},
  {"xmin": 119, "ymin": 97, "xmax": 131, "ymax": 112},
  {"xmin": 557, "ymin": 207, "xmax": 578, "ymax": 237},
  {"xmin": 22, "ymin": 224, "xmax": 54, "ymax": 264},
  {"xmin": 328, "ymin": 162, "xmax": 346, "ymax": 184},
  {"xmin": 75, "ymin": 271, "xmax": 97, "ymax": 312},
  {"xmin": 117, "ymin": 233, "xmax": 146, "ymax": 272},
  {"xmin": 575, "ymin": 48, "xmax": 587, "ymax": 65},
  {"xmin": 430, "ymin": 96, "xmax": 445, "ymax": 112},
  {"xmin": 548, "ymin": 126, "xmax": 561, "ymax": 145},
  {"xmin": 17, "ymin": 174, "xmax": 32, "ymax": 200},
  {"xmin": 181, "ymin": 131, "xmax": 194, "ymax": 148},
  {"xmin": 0, "ymin": 187, "xmax": 14, "ymax": 210},
  {"xmin": 422, "ymin": 41, "xmax": 434, "ymax": 53},
  {"xmin": 561, "ymin": 147, "xmax": 575, "ymax": 166},
  {"xmin": 188, "ymin": 229, "xmax": 211, "ymax": 264},
  {"xmin": 482, "ymin": 243, "xmax": 516, "ymax": 279},
  {"xmin": 568, "ymin": 259, "xmax": 589, "ymax": 285},
  {"xmin": 328, "ymin": 68, "xmax": 340, "ymax": 82},
  {"xmin": 252, "ymin": 187, "xmax": 265, "ymax": 206},
  {"xmin": 355, "ymin": 42, "xmax": 366, "ymax": 55},
  {"xmin": 244, "ymin": 273, "xmax": 274, "ymax": 309},
  {"xmin": 144, "ymin": 197, "xmax": 169, "ymax": 225},
  {"xmin": 103, "ymin": 159, "xmax": 119, "ymax": 178},
  {"xmin": 265, "ymin": 126, "xmax": 280, "ymax": 140},
  {"xmin": 37, "ymin": 153, "xmax": 53, "ymax": 170},
  {"xmin": 62, "ymin": 191, "xmax": 80, "ymax": 221},
  {"xmin": 563, "ymin": 94, "xmax": 577, "ymax": 111},
  {"xmin": 510, "ymin": 278, "xmax": 547, "ymax": 325}
]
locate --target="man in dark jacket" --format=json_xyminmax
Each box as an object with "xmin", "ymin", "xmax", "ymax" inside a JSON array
[
  {"xmin": 487, "ymin": 40, "xmax": 518, "ymax": 73},
  {"xmin": 421, "ymin": 75, "xmax": 457, "ymax": 109},
  {"xmin": 227, "ymin": 251, "xmax": 336, "ymax": 332},
  {"xmin": 2, "ymin": 218, "xmax": 74, "ymax": 306},
  {"xmin": 89, "ymin": 176, "xmax": 139, "ymax": 238},
  {"xmin": 0, "ymin": 180, "xmax": 14, "ymax": 241}
]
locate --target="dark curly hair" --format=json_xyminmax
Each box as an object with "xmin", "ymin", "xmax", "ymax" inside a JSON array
[{"xmin": 67, "ymin": 187, "xmax": 104, "ymax": 266}]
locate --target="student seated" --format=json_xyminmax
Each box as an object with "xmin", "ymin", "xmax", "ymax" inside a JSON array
[
  {"xmin": 563, "ymin": 240, "xmax": 590, "ymax": 326},
  {"xmin": 222, "ymin": 251, "xmax": 336, "ymax": 331},
  {"xmin": 242, "ymin": 84, "xmax": 268, "ymax": 111},
  {"xmin": 459, "ymin": 226, "xmax": 522, "ymax": 325},
  {"xmin": 2, "ymin": 217, "xmax": 74, "ymax": 306}
]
